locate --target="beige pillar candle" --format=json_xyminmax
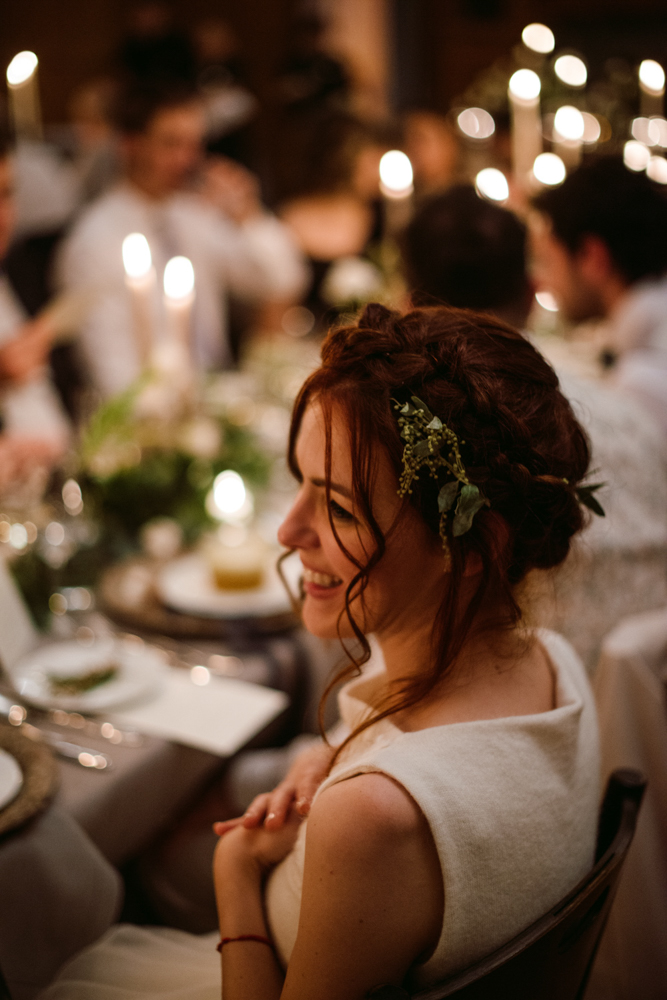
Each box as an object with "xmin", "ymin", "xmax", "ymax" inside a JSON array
[
  {"xmin": 6, "ymin": 51, "xmax": 42, "ymax": 140},
  {"xmin": 122, "ymin": 233, "xmax": 156, "ymax": 367},
  {"xmin": 508, "ymin": 69, "xmax": 542, "ymax": 190}
]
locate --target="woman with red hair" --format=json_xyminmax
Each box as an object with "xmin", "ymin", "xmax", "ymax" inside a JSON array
[{"xmin": 41, "ymin": 304, "xmax": 600, "ymax": 1000}]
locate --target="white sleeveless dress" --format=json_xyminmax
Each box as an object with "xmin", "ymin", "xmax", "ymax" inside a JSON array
[{"xmin": 39, "ymin": 629, "xmax": 599, "ymax": 998}]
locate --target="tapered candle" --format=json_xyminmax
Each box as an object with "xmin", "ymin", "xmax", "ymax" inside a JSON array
[
  {"xmin": 161, "ymin": 255, "xmax": 195, "ymax": 385},
  {"xmin": 639, "ymin": 60, "xmax": 665, "ymax": 118},
  {"xmin": 6, "ymin": 51, "xmax": 42, "ymax": 140},
  {"xmin": 122, "ymin": 233, "xmax": 156, "ymax": 366},
  {"xmin": 553, "ymin": 105, "xmax": 584, "ymax": 169},
  {"xmin": 508, "ymin": 69, "xmax": 542, "ymax": 190},
  {"xmin": 379, "ymin": 150, "xmax": 414, "ymax": 237}
]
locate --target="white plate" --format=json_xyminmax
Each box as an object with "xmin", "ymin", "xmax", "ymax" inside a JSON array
[
  {"xmin": 10, "ymin": 637, "xmax": 168, "ymax": 712},
  {"xmin": 0, "ymin": 748, "xmax": 22, "ymax": 812},
  {"xmin": 157, "ymin": 551, "xmax": 301, "ymax": 620}
]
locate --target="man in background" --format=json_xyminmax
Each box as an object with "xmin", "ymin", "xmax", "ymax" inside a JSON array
[
  {"xmin": 59, "ymin": 79, "xmax": 307, "ymax": 398},
  {"xmin": 0, "ymin": 134, "xmax": 69, "ymax": 491},
  {"xmin": 403, "ymin": 183, "xmax": 667, "ymax": 673},
  {"xmin": 531, "ymin": 157, "xmax": 667, "ymax": 432}
]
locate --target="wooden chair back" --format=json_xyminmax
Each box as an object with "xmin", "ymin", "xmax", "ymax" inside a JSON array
[{"xmin": 369, "ymin": 768, "xmax": 646, "ymax": 1000}]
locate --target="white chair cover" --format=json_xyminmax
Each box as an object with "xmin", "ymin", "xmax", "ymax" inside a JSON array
[{"xmin": 587, "ymin": 607, "xmax": 667, "ymax": 999}]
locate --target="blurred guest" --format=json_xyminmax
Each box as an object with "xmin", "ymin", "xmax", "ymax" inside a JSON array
[
  {"xmin": 62, "ymin": 78, "xmax": 120, "ymax": 203},
  {"xmin": 0, "ymin": 135, "xmax": 68, "ymax": 483},
  {"xmin": 531, "ymin": 157, "xmax": 667, "ymax": 432},
  {"xmin": 118, "ymin": 2, "xmax": 195, "ymax": 84},
  {"xmin": 280, "ymin": 115, "xmax": 389, "ymax": 329},
  {"xmin": 403, "ymin": 184, "xmax": 667, "ymax": 671},
  {"xmin": 58, "ymin": 80, "xmax": 307, "ymax": 398},
  {"xmin": 193, "ymin": 17, "xmax": 257, "ymax": 167},
  {"xmin": 403, "ymin": 110, "xmax": 461, "ymax": 200}
]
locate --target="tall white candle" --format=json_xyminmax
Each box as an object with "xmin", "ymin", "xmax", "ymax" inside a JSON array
[
  {"xmin": 508, "ymin": 69, "xmax": 542, "ymax": 191},
  {"xmin": 379, "ymin": 150, "xmax": 414, "ymax": 237},
  {"xmin": 161, "ymin": 256, "xmax": 195, "ymax": 384},
  {"xmin": 122, "ymin": 233, "xmax": 156, "ymax": 367},
  {"xmin": 6, "ymin": 51, "xmax": 42, "ymax": 140},
  {"xmin": 553, "ymin": 105, "xmax": 584, "ymax": 170},
  {"xmin": 639, "ymin": 59, "xmax": 665, "ymax": 118}
]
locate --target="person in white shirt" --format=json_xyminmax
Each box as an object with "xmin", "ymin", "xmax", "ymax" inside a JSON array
[
  {"xmin": 530, "ymin": 157, "xmax": 667, "ymax": 433},
  {"xmin": 402, "ymin": 183, "xmax": 667, "ymax": 672},
  {"xmin": 0, "ymin": 139, "xmax": 68, "ymax": 491},
  {"xmin": 58, "ymin": 79, "xmax": 307, "ymax": 398}
]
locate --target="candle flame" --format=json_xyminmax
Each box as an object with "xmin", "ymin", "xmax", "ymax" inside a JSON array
[
  {"xmin": 6, "ymin": 51, "xmax": 38, "ymax": 86},
  {"xmin": 554, "ymin": 55, "xmax": 587, "ymax": 88},
  {"xmin": 122, "ymin": 233, "xmax": 152, "ymax": 279},
  {"xmin": 163, "ymin": 256, "xmax": 195, "ymax": 300},
  {"xmin": 522, "ymin": 24, "xmax": 555, "ymax": 54},
  {"xmin": 624, "ymin": 141, "xmax": 651, "ymax": 172},
  {"xmin": 554, "ymin": 106, "xmax": 585, "ymax": 141},
  {"xmin": 457, "ymin": 108, "xmax": 495, "ymax": 139},
  {"xmin": 508, "ymin": 69, "xmax": 541, "ymax": 103},
  {"xmin": 475, "ymin": 168, "xmax": 509, "ymax": 203},
  {"xmin": 379, "ymin": 150, "xmax": 414, "ymax": 198},
  {"xmin": 639, "ymin": 60, "xmax": 665, "ymax": 96},
  {"xmin": 532, "ymin": 153, "xmax": 566, "ymax": 186}
]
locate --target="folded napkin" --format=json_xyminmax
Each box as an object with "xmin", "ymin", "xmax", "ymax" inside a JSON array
[{"xmin": 110, "ymin": 668, "xmax": 288, "ymax": 757}]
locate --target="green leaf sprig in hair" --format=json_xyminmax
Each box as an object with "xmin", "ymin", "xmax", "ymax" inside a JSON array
[{"xmin": 392, "ymin": 395, "xmax": 489, "ymax": 551}]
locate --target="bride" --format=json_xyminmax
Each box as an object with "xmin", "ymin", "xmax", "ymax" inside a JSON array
[{"xmin": 41, "ymin": 303, "xmax": 600, "ymax": 1000}]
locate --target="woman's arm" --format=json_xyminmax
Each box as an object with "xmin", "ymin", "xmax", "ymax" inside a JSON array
[
  {"xmin": 282, "ymin": 772, "xmax": 443, "ymax": 1000},
  {"xmin": 214, "ymin": 813, "xmax": 302, "ymax": 1000}
]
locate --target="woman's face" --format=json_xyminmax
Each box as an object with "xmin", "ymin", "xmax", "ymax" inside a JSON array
[{"xmin": 278, "ymin": 401, "xmax": 446, "ymax": 641}]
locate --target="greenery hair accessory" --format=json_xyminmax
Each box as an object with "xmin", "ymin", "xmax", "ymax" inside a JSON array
[{"xmin": 392, "ymin": 395, "xmax": 489, "ymax": 550}]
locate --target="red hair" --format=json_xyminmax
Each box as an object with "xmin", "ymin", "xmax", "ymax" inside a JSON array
[{"xmin": 286, "ymin": 304, "xmax": 591, "ymax": 759}]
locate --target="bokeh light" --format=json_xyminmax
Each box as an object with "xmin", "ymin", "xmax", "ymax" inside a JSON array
[
  {"xmin": 554, "ymin": 55, "xmax": 587, "ymax": 87},
  {"xmin": 475, "ymin": 168, "xmax": 509, "ymax": 203},
  {"xmin": 6, "ymin": 51, "xmax": 38, "ymax": 86},
  {"xmin": 522, "ymin": 24, "xmax": 555, "ymax": 55},
  {"xmin": 532, "ymin": 153, "xmax": 566, "ymax": 186},
  {"xmin": 457, "ymin": 107, "xmax": 495, "ymax": 139}
]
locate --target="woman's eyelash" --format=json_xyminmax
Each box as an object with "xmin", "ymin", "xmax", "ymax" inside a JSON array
[{"xmin": 328, "ymin": 498, "xmax": 355, "ymax": 521}]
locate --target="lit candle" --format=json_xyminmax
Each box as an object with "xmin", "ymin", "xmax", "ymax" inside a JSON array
[
  {"xmin": 122, "ymin": 233, "xmax": 156, "ymax": 366},
  {"xmin": 508, "ymin": 69, "xmax": 542, "ymax": 191},
  {"xmin": 554, "ymin": 55, "xmax": 588, "ymax": 89},
  {"xmin": 521, "ymin": 24, "xmax": 555, "ymax": 55},
  {"xmin": 379, "ymin": 150, "xmax": 414, "ymax": 237},
  {"xmin": 553, "ymin": 105, "xmax": 584, "ymax": 169},
  {"xmin": 6, "ymin": 51, "xmax": 42, "ymax": 140},
  {"xmin": 161, "ymin": 254, "xmax": 193, "ymax": 359},
  {"xmin": 639, "ymin": 59, "xmax": 665, "ymax": 118}
]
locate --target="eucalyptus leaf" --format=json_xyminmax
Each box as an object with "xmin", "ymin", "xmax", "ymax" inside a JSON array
[
  {"xmin": 411, "ymin": 396, "xmax": 433, "ymax": 421},
  {"xmin": 412, "ymin": 439, "xmax": 433, "ymax": 459},
  {"xmin": 427, "ymin": 416, "xmax": 443, "ymax": 431},
  {"xmin": 438, "ymin": 480, "xmax": 459, "ymax": 513},
  {"xmin": 576, "ymin": 483, "xmax": 606, "ymax": 517},
  {"xmin": 452, "ymin": 483, "xmax": 490, "ymax": 537}
]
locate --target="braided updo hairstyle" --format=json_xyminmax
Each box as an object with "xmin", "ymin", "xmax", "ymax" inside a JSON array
[{"xmin": 287, "ymin": 303, "xmax": 591, "ymax": 750}]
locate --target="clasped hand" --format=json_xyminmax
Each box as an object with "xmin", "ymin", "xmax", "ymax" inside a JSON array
[{"xmin": 213, "ymin": 741, "xmax": 335, "ymax": 873}]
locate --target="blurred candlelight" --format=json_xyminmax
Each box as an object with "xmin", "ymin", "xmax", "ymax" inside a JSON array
[
  {"xmin": 522, "ymin": 24, "xmax": 555, "ymax": 55},
  {"xmin": 554, "ymin": 55, "xmax": 587, "ymax": 88},
  {"xmin": 475, "ymin": 168, "xmax": 509, "ymax": 203},
  {"xmin": 122, "ymin": 233, "xmax": 156, "ymax": 365},
  {"xmin": 206, "ymin": 470, "xmax": 254, "ymax": 523},
  {"xmin": 508, "ymin": 69, "xmax": 542, "ymax": 189},
  {"xmin": 379, "ymin": 150, "xmax": 413, "ymax": 236},
  {"xmin": 624, "ymin": 141, "xmax": 651, "ymax": 172},
  {"xmin": 553, "ymin": 105, "xmax": 584, "ymax": 168},
  {"xmin": 532, "ymin": 153, "xmax": 566, "ymax": 187},
  {"xmin": 457, "ymin": 108, "xmax": 495, "ymax": 140},
  {"xmin": 6, "ymin": 51, "xmax": 42, "ymax": 140},
  {"xmin": 163, "ymin": 255, "xmax": 194, "ymax": 363},
  {"xmin": 639, "ymin": 60, "xmax": 665, "ymax": 117}
]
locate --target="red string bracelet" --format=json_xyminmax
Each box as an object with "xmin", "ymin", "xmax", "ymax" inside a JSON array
[{"xmin": 217, "ymin": 934, "xmax": 274, "ymax": 954}]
